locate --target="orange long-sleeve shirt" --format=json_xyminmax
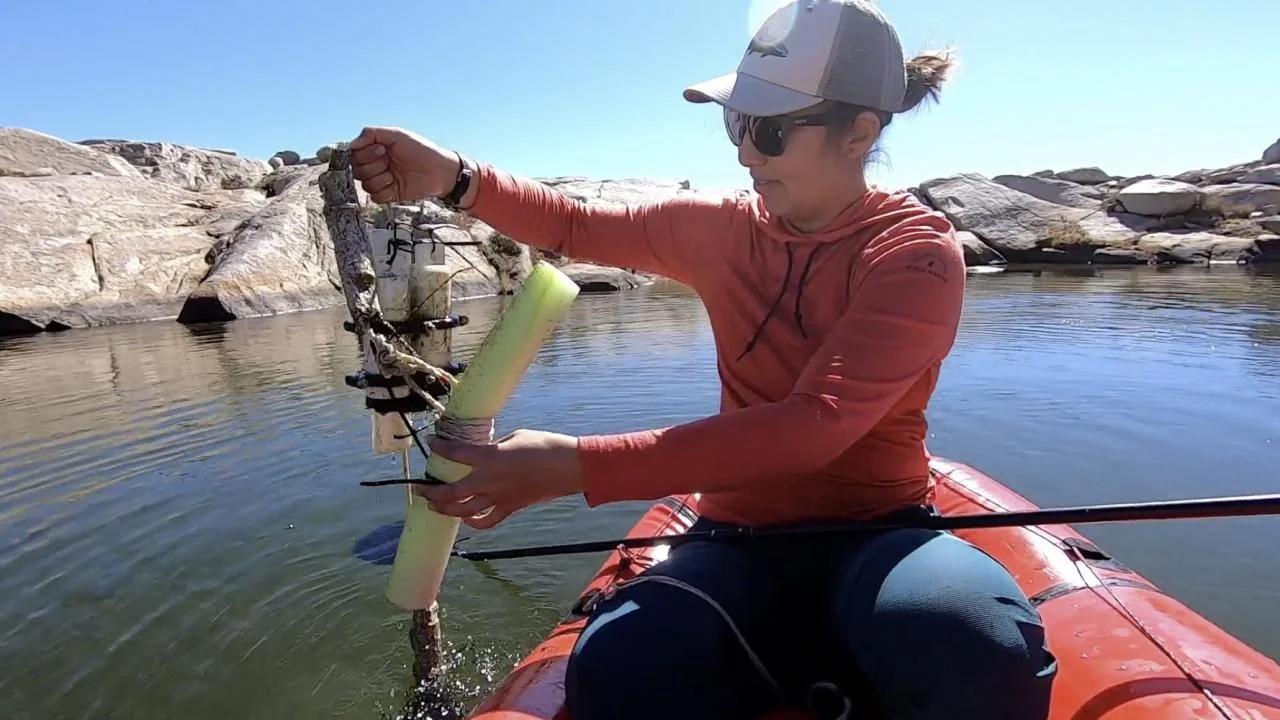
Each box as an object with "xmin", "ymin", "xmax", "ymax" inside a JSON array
[{"xmin": 468, "ymin": 163, "xmax": 965, "ymax": 527}]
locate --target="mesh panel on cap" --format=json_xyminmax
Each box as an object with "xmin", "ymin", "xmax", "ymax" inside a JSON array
[{"xmin": 818, "ymin": 0, "xmax": 906, "ymax": 112}]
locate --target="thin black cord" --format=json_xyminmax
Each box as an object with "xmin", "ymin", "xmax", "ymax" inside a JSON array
[{"xmin": 398, "ymin": 410, "xmax": 432, "ymax": 462}]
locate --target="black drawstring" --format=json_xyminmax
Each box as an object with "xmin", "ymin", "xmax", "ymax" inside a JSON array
[
  {"xmin": 736, "ymin": 243, "xmax": 830, "ymax": 360},
  {"xmin": 793, "ymin": 244, "xmax": 824, "ymax": 339},
  {"xmin": 737, "ymin": 243, "xmax": 795, "ymax": 361}
]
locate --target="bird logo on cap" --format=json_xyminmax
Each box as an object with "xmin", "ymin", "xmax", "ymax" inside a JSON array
[{"xmin": 747, "ymin": 35, "xmax": 789, "ymax": 59}]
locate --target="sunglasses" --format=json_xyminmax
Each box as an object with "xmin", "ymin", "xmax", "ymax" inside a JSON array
[{"xmin": 723, "ymin": 106, "xmax": 853, "ymax": 157}]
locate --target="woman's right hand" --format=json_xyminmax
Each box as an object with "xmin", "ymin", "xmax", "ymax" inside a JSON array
[{"xmin": 349, "ymin": 126, "xmax": 460, "ymax": 204}]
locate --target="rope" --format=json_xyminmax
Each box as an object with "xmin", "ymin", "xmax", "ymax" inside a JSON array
[
  {"xmin": 435, "ymin": 414, "xmax": 495, "ymax": 444},
  {"xmin": 602, "ymin": 574, "xmax": 786, "ymax": 704},
  {"xmin": 1073, "ymin": 545, "xmax": 1238, "ymax": 719},
  {"xmin": 367, "ymin": 334, "xmax": 453, "ymax": 416}
]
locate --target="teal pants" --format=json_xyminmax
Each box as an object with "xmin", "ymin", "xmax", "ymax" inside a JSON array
[{"xmin": 565, "ymin": 510, "xmax": 1057, "ymax": 719}]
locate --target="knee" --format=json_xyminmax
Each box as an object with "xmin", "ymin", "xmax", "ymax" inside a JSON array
[
  {"xmin": 565, "ymin": 583, "xmax": 765, "ymax": 719},
  {"xmin": 834, "ymin": 531, "xmax": 1057, "ymax": 717},
  {"xmin": 565, "ymin": 594, "xmax": 650, "ymax": 707}
]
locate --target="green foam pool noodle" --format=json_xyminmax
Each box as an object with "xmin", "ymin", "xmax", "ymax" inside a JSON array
[{"xmin": 385, "ymin": 261, "xmax": 581, "ymax": 609}]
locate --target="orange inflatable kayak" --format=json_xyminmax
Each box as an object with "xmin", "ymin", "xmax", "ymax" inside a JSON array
[{"xmin": 466, "ymin": 458, "xmax": 1280, "ymax": 719}]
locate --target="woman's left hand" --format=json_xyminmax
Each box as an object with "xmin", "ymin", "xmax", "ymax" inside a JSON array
[{"xmin": 420, "ymin": 429, "xmax": 584, "ymax": 530}]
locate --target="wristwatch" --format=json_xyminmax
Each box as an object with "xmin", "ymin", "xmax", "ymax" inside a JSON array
[{"xmin": 440, "ymin": 152, "xmax": 473, "ymax": 210}]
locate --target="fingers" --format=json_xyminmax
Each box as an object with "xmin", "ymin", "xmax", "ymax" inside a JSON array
[
  {"xmin": 430, "ymin": 493, "xmax": 494, "ymax": 519},
  {"xmin": 354, "ymin": 168, "xmax": 400, "ymax": 204},
  {"xmin": 350, "ymin": 127, "xmax": 375, "ymax": 149},
  {"xmin": 350, "ymin": 126, "xmax": 397, "ymax": 151},
  {"xmin": 351, "ymin": 141, "xmax": 387, "ymax": 169},
  {"xmin": 370, "ymin": 185, "xmax": 400, "ymax": 204},
  {"xmin": 361, "ymin": 171, "xmax": 397, "ymax": 197},
  {"xmin": 464, "ymin": 505, "xmax": 512, "ymax": 530},
  {"xmin": 351, "ymin": 154, "xmax": 388, "ymax": 181},
  {"xmin": 417, "ymin": 477, "xmax": 474, "ymax": 505}
]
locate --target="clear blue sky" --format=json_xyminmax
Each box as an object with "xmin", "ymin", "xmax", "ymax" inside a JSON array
[{"xmin": 3, "ymin": 1, "xmax": 1277, "ymax": 191}]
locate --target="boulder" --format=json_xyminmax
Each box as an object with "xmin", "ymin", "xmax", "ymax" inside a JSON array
[
  {"xmin": 1093, "ymin": 247, "xmax": 1155, "ymax": 265},
  {"xmin": 12, "ymin": 167, "xmax": 57, "ymax": 178},
  {"xmin": 269, "ymin": 156, "xmax": 285, "ymax": 170},
  {"xmin": 918, "ymin": 173, "xmax": 1145, "ymax": 262},
  {"xmin": 5, "ymin": 132, "xmax": 675, "ymax": 334},
  {"xmin": 1121, "ymin": 172, "xmax": 1162, "ymax": 185},
  {"xmin": 272, "ymin": 150, "xmax": 301, "ymax": 166},
  {"xmin": 1115, "ymin": 179, "xmax": 1202, "ymax": 216},
  {"xmin": 1135, "ymin": 231, "xmax": 1260, "ymax": 264},
  {"xmin": 80, "ymin": 139, "xmax": 270, "ymax": 191},
  {"xmin": 956, "ymin": 231, "xmax": 1005, "ymax": 266},
  {"xmin": 316, "ymin": 145, "xmax": 335, "ymax": 163},
  {"xmin": 1256, "ymin": 234, "xmax": 1280, "ymax": 262},
  {"xmin": 539, "ymin": 176, "xmax": 695, "ymax": 205},
  {"xmin": 993, "ymin": 175, "xmax": 1107, "ymax": 210},
  {"xmin": 1264, "ymin": 139, "xmax": 1280, "ymax": 164},
  {"xmin": 1259, "ymin": 217, "xmax": 1280, "ymax": 234},
  {"xmin": 1173, "ymin": 162, "xmax": 1262, "ymax": 186},
  {"xmin": 1173, "ymin": 169, "xmax": 1205, "ymax": 184},
  {"xmin": 0, "ymin": 175, "xmax": 221, "ymax": 331},
  {"xmin": 470, "ymin": 224, "xmax": 534, "ymax": 295},
  {"xmin": 558, "ymin": 263, "xmax": 646, "ymax": 292},
  {"xmin": 1030, "ymin": 169, "xmax": 1056, "ymax": 179},
  {"xmin": 1056, "ymin": 167, "xmax": 1115, "ymax": 185},
  {"xmin": 177, "ymin": 166, "xmax": 342, "ymax": 322},
  {"xmin": 1207, "ymin": 169, "xmax": 1246, "ymax": 185},
  {"xmin": 1240, "ymin": 165, "xmax": 1280, "ymax": 185},
  {"xmin": 263, "ymin": 165, "xmax": 316, "ymax": 197},
  {"xmin": 1200, "ymin": 184, "xmax": 1280, "ymax": 218},
  {"xmin": 66, "ymin": 227, "xmax": 216, "ymax": 325},
  {"xmin": 0, "ymin": 128, "xmax": 141, "ymax": 178}
]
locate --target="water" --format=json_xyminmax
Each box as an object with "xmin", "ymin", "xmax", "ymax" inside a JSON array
[{"xmin": 1, "ymin": 266, "xmax": 1278, "ymax": 719}]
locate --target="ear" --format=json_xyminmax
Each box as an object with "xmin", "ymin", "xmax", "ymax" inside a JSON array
[{"xmin": 843, "ymin": 111, "xmax": 882, "ymax": 161}]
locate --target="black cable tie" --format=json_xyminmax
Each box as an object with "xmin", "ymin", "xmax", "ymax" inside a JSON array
[
  {"xmin": 359, "ymin": 473, "xmax": 448, "ymax": 488},
  {"xmin": 383, "ymin": 314, "xmax": 470, "ymax": 335}
]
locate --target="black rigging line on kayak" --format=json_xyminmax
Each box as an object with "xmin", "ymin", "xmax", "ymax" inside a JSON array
[
  {"xmin": 1071, "ymin": 543, "xmax": 1237, "ymax": 718},
  {"xmin": 450, "ymin": 492, "xmax": 1280, "ymax": 562}
]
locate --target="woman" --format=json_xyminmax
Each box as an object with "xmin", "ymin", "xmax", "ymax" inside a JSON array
[{"xmin": 351, "ymin": 1, "xmax": 1056, "ymax": 717}]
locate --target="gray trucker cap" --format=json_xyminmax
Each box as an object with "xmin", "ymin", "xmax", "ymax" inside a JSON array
[{"xmin": 684, "ymin": 0, "xmax": 908, "ymax": 116}]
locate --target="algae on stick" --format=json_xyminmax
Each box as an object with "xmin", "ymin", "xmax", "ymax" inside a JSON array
[{"xmin": 385, "ymin": 261, "xmax": 581, "ymax": 609}]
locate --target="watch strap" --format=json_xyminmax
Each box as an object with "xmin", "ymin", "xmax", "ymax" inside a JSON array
[{"xmin": 440, "ymin": 152, "xmax": 473, "ymax": 209}]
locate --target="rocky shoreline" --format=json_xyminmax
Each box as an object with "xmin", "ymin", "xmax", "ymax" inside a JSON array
[{"xmin": 2, "ymin": 127, "xmax": 1278, "ymax": 335}]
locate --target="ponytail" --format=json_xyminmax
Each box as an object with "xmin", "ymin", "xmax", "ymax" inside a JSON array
[{"xmin": 900, "ymin": 48, "xmax": 958, "ymax": 112}]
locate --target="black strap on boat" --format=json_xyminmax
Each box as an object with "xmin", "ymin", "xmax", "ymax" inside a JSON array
[{"xmin": 449, "ymin": 492, "xmax": 1280, "ymax": 562}]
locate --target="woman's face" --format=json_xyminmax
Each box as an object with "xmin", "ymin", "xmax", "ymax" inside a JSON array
[{"xmin": 732, "ymin": 108, "xmax": 878, "ymax": 228}]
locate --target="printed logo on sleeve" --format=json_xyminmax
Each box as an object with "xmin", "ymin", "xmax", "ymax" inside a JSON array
[{"xmin": 906, "ymin": 252, "xmax": 949, "ymax": 282}]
